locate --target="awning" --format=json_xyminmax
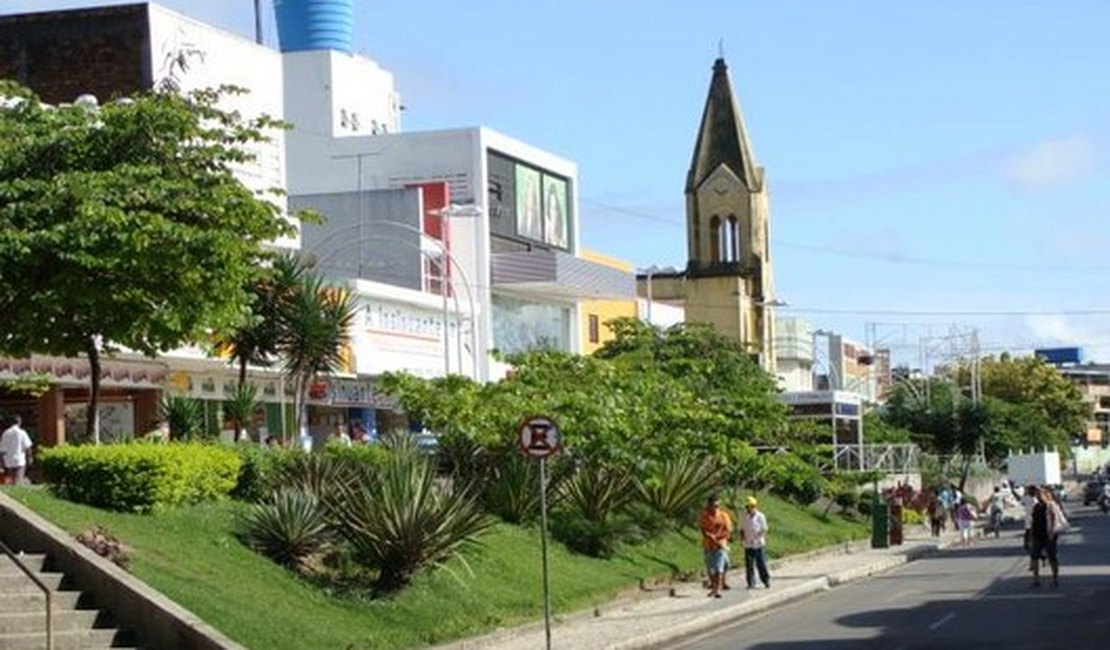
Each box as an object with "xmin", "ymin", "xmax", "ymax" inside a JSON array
[{"xmin": 491, "ymin": 249, "xmax": 635, "ymax": 301}]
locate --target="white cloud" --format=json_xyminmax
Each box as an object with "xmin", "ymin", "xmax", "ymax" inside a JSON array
[
  {"xmin": 1024, "ymin": 314, "xmax": 1110, "ymax": 363},
  {"xmin": 1004, "ymin": 135, "xmax": 1099, "ymax": 191}
]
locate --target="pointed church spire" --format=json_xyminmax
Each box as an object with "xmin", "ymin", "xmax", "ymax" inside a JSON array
[{"xmin": 686, "ymin": 58, "xmax": 761, "ymax": 194}]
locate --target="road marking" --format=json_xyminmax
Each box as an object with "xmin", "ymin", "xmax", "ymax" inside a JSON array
[{"xmin": 928, "ymin": 612, "xmax": 956, "ymax": 631}]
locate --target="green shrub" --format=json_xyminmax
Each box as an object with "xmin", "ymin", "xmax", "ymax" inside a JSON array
[
  {"xmin": 231, "ymin": 444, "xmax": 296, "ymax": 502},
  {"xmin": 549, "ymin": 512, "xmax": 636, "ymax": 558},
  {"xmin": 41, "ymin": 443, "xmax": 240, "ymax": 513},
  {"xmin": 833, "ymin": 487, "xmax": 858, "ymax": 513},
  {"xmin": 754, "ymin": 453, "xmax": 827, "ymax": 505},
  {"xmin": 240, "ymin": 488, "xmax": 331, "ymax": 571},
  {"xmin": 270, "ymin": 452, "xmax": 353, "ymax": 501},
  {"xmin": 321, "ymin": 442, "xmax": 390, "ymax": 473}
]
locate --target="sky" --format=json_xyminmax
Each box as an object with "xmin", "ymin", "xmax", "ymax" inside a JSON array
[{"xmin": 7, "ymin": 0, "xmax": 1110, "ymax": 366}]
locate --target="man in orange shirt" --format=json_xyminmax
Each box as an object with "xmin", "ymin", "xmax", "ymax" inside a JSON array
[{"xmin": 698, "ymin": 494, "xmax": 733, "ymax": 598}]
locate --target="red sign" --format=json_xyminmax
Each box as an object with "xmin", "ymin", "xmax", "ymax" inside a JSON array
[{"xmin": 517, "ymin": 415, "xmax": 561, "ymax": 459}]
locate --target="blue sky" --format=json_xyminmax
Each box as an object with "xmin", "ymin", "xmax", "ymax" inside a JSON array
[{"xmin": 9, "ymin": 1, "xmax": 1110, "ymax": 364}]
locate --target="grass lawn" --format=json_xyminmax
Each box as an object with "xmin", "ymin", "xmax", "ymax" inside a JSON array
[{"xmin": 3, "ymin": 487, "xmax": 866, "ymax": 649}]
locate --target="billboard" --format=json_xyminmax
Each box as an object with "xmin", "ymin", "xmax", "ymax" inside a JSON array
[
  {"xmin": 489, "ymin": 151, "xmax": 571, "ymax": 250},
  {"xmin": 1034, "ymin": 347, "xmax": 1083, "ymax": 366}
]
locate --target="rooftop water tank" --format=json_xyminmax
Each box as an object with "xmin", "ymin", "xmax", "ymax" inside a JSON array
[{"xmin": 274, "ymin": 0, "xmax": 354, "ymax": 53}]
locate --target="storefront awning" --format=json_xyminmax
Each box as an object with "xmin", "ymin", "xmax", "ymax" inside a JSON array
[{"xmin": 491, "ymin": 249, "xmax": 635, "ymax": 301}]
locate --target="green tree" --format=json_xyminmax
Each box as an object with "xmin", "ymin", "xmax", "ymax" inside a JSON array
[
  {"xmin": 976, "ymin": 355, "xmax": 1088, "ymax": 452},
  {"xmin": 0, "ymin": 82, "xmax": 293, "ymax": 442}
]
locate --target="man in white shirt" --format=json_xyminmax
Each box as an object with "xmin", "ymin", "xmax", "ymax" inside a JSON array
[
  {"xmin": 740, "ymin": 496, "xmax": 771, "ymax": 589},
  {"xmin": 1, "ymin": 416, "xmax": 34, "ymax": 485}
]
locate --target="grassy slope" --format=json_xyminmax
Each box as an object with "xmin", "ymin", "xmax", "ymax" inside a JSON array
[{"xmin": 4, "ymin": 488, "xmax": 865, "ymax": 649}]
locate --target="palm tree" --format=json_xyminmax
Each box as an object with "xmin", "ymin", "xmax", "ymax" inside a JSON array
[
  {"xmin": 216, "ymin": 254, "xmax": 309, "ymax": 388},
  {"xmin": 278, "ymin": 270, "xmax": 357, "ymax": 448}
]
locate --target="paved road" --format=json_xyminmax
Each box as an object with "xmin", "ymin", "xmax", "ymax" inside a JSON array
[{"xmin": 677, "ymin": 504, "xmax": 1110, "ymax": 650}]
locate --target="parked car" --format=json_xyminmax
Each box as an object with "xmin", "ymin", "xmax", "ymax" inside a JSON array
[{"xmin": 1083, "ymin": 480, "xmax": 1105, "ymax": 506}]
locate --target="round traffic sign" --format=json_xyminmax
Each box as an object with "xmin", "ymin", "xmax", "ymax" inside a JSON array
[{"xmin": 517, "ymin": 415, "xmax": 561, "ymax": 459}]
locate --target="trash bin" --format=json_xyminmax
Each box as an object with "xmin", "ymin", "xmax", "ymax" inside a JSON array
[
  {"xmin": 889, "ymin": 502, "xmax": 904, "ymax": 546},
  {"xmin": 871, "ymin": 495, "xmax": 890, "ymax": 549}
]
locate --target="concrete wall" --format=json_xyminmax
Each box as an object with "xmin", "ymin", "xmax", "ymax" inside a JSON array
[{"xmin": 0, "ymin": 492, "xmax": 243, "ymax": 650}]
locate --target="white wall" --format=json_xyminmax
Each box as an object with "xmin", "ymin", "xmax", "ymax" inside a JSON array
[
  {"xmin": 347, "ymin": 279, "xmax": 472, "ymax": 379},
  {"xmin": 147, "ymin": 4, "xmax": 293, "ymax": 246}
]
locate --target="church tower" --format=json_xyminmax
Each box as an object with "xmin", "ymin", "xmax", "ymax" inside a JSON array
[{"xmin": 684, "ymin": 57, "xmax": 776, "ymax": 371}]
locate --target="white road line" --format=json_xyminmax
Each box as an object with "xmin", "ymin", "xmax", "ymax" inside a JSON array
[{"xmin": 928, "ymin": 612, "xmax": 957, "ymax": 631}]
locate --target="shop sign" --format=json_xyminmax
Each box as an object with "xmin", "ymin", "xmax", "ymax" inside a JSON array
[
  {"xmin": 364, "ymin": 301, "xmax": 444, "ymax": 340},
  {"xmin": 308, "ymin": 383, "xmax": 329, "ymax": 400}
]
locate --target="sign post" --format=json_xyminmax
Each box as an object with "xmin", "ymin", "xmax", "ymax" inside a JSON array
[{"xmin": 517, "ymin": 415, "xmax": 561, "ymax": 650}]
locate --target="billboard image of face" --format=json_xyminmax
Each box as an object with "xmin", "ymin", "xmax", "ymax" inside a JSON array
[
  {"xmin": 543, "ymin": 174, "xmax": 568, "ymax": 248},
  {"xmin": 515, "ymin": 165, "xmax": 543, "ymax": 241}
]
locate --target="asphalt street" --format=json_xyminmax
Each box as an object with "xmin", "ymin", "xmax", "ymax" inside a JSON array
[{"xmin": 676, "ymin": 503, "xmax": 1110, "ymax": 650}]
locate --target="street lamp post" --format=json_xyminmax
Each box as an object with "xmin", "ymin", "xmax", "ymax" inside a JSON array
[
  {"xmin": 637, "ymin": 265, "xmax": 678, "ymax": 326},
  {"xmin": 431, "ymin": 203, "xmax": 484, "ymax": 379}
]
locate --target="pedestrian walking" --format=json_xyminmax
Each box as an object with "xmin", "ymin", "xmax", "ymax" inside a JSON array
[
  {"xmin": 740, "ymin": 496, "xmax": 771, "ymax": 589},
  {"xmin": 927, "ymin": 491, "xmax": 945, "ymax": 537},
  {"xmin": 955, "ymin": 497, "xmax": 977, "ymax": 546},
  {"xmin": 1021, "ymin": 485, "xmax": 1036, "ymax": 552},
  {"xmin": 698, "ymin": 494, "xmax": 732, "ymax": 598},
  {"xmin": 1028, "ymin": 485, "xmax": 1067, "ymax": 588},
  {"xmin": 1, "ymin": 416, "xmax": 34, "ymax": 485}
]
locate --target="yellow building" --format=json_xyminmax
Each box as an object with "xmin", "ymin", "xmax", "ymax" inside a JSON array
[{"xmin": 577, "ymin": 250, "xmax": 639, "ymax": 354}]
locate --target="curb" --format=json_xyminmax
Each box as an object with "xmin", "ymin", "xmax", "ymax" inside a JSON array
[
  {"xmin": 606, "ymin": 577, "xmax": 830, "ymax": 650},
  {"xmin": 615, "ymin": 540, "xmax": 947, "ymax": 650}
]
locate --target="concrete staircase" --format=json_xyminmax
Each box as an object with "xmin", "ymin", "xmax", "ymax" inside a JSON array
[{"xmin": 0, "ymin": 553, "xmax": 136, "ymax": 650}]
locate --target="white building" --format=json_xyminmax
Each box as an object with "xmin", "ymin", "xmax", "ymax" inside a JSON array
[{"xmin": 775, "ymin": 317, "xmax": 814, "ymax": 392}]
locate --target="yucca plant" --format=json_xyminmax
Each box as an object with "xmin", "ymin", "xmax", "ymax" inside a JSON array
[
  {"xmin": 271, "ymin": 452, "xmax": 353, "ymax": 510},
  {"xmin": 550, "ymin": 463, "xmax": 638, "ymax": 557},
  {"xmin": 223, "ymin": 383, "xmax": 259, "ymax": 442},
  {"xmin": 333, "ymin": 450, "xmax": 493, "ymax": 593},
  {"xmin": 636, "ymin": 454, "xmax": 721, "ymax": 525},
  {"xmin": 240, "ymin": 488, "xmax": 331, "ymax": 571},
  {"xmin": 159, "ymin": 395, "xmax": 205, "ymax": 441},
  {"xmin": 483, "ymin": 452, "xmax": 539, "ymax": 524},
  {"xmin": 556, "ymin": 462, "xmax": 636, "ymax": 523}
]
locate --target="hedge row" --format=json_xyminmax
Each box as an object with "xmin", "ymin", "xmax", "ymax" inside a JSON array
[{"xmin": 41, "ymin": 443, "xmax": 241, "ymax": 513}]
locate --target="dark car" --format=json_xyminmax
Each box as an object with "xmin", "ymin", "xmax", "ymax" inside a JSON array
[{"xmin": 1083, "ymin": 480, "xmax": 1106, "ymax": 506}]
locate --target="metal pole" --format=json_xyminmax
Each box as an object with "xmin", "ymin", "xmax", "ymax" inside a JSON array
[
  {"xmin": 539, "ymin": 456, "xmax": 553, "ymax": 650},
  {"xmin": 441, "ymin": 267, "xmax": 450, "ymax": 376}
]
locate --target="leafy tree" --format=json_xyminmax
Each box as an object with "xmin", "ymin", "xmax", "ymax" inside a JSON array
[
  {"xmin": 976, "ymin": 355, "xmax": 1088, "ymax": 452},
  {"xmin": 0, "ymin": 82, "xmax": 293, "ymax": 442}
]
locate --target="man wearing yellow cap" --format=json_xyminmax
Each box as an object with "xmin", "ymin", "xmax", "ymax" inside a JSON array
[{"xmin": 740, "ymin": 496, "xmax": 771, "ymax": 589}]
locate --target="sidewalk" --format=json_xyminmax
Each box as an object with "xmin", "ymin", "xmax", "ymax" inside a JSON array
[{"xmin": 437, "ymin": 527, "xmax": 957, "ymax": 650}]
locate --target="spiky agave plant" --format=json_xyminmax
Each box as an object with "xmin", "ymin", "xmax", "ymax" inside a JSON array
[
  {"xmin": 332, "ymin": 447, "xmax": 493, "ymax": 593},
  {"xmin": 636, "ymin": 454, "xmax": 721, "ymax": 524},
  {"xmin": 240, "ymin": 488, "xmax": 331, "ymax": 572}
]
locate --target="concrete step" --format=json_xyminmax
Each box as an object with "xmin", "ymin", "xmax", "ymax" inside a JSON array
[
  {"xmin": 1, "ymin": 574, "xmax": 65, "ymax": 595},
  {"xmin": 0, "ymin": 556, "xmax": 48, "ymax": 576},
  {"xmin": 0, "ymin": 610, "xmax": 102, "ymax": 634},
  {"xmin": 0, "ymin": 627, "xmax": 126, "ymax": 650},
  {"xmin": 0, "ymin": 592, "xmax": 83, "ymax": 614}
]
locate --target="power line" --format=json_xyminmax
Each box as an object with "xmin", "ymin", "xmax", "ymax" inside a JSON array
[
  {"xmin": 781, "ymin": 307, "xmax": 1110, "ymax": 317},
  {"xmin": 579, "ymin": 196, "xmax": 1110, "ymax": 275}
]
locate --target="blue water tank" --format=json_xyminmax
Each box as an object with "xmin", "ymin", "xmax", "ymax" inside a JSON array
[{"xmin": 273, "ymin": 0, "xmax": 354, "ymax": 53}]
